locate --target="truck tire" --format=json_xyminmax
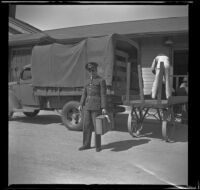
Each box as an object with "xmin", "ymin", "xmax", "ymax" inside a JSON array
[
  {"xmin": 23, "ymin": 110, "xmax": 40, "ymax": 117},
  {"xmin": 62, "ymin": 101, "xmax": 83, "ymax": 131}
]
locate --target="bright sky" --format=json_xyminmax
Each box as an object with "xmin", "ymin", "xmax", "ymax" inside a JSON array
[{"xmin": 16, "ymin": 5, "xmax": 188, "ymax": 31}]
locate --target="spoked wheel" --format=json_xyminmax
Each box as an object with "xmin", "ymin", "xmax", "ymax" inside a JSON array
[
  {"xmin": 162, "ymin": 120, "xmax": 168, "ymax": 141},
  {"xmin": 62, "ymin": 101, "xmax": 83, "ymax": 131},
  {"xmin": 128, "ymin": 112, "xmax": 142, "ymax": 138},
  {"xmin": 162, "ymin": 107, "xmax": 176, "ymax": 142},
  {"xmin": 161, "ymin": 108, "xmax": 175, "ymax": 142}
]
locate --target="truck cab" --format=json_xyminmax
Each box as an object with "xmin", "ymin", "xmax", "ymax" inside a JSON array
[{"xmin": 9, "ymin": 64, "xmax": 40, "ymax": 118}]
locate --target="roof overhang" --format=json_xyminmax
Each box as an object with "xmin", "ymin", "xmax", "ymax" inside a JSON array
[{"xmin": 9, "ymin": 17, "xmax": 188, "ymax": 47}]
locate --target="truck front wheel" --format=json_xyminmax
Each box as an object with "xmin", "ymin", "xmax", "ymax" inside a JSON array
[
  {"xmin": 23, "ymin": 110, "xmax": 40, "ymax": 117},
  {"xmin": 62, "ymin": 101, "xmax": 83, "ymax": 131}
]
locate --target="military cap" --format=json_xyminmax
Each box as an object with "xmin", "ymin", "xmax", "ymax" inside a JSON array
[{"xmin": 85, "ymin": 62, "xmax": 98, "ymax": 71}]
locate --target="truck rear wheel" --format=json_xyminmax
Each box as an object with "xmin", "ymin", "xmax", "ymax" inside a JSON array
[
  {"xmin": 62, "ymin": 101, "xmax": 83, "ymax": 131},
  {"xmin": 23, "ymin": 110, "xmax": 40, "ymax": 117}
]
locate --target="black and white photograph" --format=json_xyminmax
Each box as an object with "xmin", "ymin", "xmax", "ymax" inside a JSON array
[{"xmin": 8, "ymin": 3, "xmax": 189, "ymax": 187}]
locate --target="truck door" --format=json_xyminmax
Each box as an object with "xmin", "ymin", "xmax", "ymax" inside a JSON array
[{"xmin": 19, "ymin": 67, "xmax": 38, "ymax": 106}]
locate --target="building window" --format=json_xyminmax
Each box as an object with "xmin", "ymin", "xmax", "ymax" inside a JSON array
[{"xmin": 173, "ymin": 49, "xmax": 188, "ymax": 90}]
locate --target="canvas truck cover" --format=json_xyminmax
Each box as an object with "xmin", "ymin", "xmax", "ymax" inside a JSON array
[{"xmin": 31, "ymin": 35, "xmax": 115, "ymax": 88}]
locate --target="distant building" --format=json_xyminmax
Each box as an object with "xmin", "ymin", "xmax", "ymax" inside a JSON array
[
  {"xmin": 9, "ymin": 4, "xmax": 41, "ymax": 35},
  {"xmin": 9, "ymin": 5, "xmax": 41, "ymax": 81},
  {"xmin": 8, "ymin": 17, "xmax": 188, "ymax": 94},
  {"xmin": 9, "ymin": 17, "xmax": 41, "ymax": 35}
]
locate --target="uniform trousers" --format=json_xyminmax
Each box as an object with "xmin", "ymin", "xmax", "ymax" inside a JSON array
[{"xmin": 82, "ymin": 109, "xmax": 101, "ymax": 148}]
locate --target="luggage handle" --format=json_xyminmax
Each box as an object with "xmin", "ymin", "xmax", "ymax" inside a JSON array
[{"xmin": 103, "ymin": 114, "xmax": 111, "ymax": 123}]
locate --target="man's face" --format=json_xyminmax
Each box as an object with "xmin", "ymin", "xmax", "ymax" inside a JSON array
[{"xmin": 88, "ymin": 67, "xmax": 97, "ymax": 76}]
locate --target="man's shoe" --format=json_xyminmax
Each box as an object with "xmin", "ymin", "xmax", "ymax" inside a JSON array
[
  {"xmin": 165, "ymin": 138, "xmax": 175, "ymax": 143},
  {"xmin": 78, "ymin": 146, "xmax": 91, "ymax": 151},
  {"xmin": 96, "ymin": 147, "xmax": 102, "ymax": 152}
]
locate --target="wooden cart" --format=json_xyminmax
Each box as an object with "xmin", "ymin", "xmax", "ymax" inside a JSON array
[{"xmin": 120, "ymin": 62, "xmax": 188, "ymax": 142}]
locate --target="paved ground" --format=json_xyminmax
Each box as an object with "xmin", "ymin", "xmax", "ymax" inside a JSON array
[{"xmin": 9, "ymin": 111, "xmax": 188, "ymax": 185}]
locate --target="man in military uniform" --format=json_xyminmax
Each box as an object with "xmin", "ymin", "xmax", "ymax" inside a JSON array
[{"xmin": 78, "ymin": 62, "xmax": 107, "ymax": 152}]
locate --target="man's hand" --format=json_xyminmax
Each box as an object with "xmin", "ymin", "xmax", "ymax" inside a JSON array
[
  {"xmin": 152, "ymin": 69, "xmax": 156, "ymax": 75},
  {"xmin": 78, "ymin": 105, "xmax": 82, "ymax": 112},
  {"xmin": 102, "ymin": 109, "xmax": 107, "ymax": 115}
]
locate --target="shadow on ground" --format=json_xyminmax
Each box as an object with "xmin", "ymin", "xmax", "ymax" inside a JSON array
[
  {"xmin": 102, "ymin": 139, "xmax": 150, "ymax": 152},
  {"xmin": 114, "ymin": 115, "xmax": 188, "ymax": 143},
  {"xmin": 10, "ymin": 114, "xmax": 62, "ymax": 125},
  {"xmin": 10, "ymin": 113, "xmax": 188, "ymax": 142}
]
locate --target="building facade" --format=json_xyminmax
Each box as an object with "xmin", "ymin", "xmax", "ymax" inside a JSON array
[
  {"xmin": 9, "ymin": 17, "xmax": 188, "ymax": 94},
  {"xmin": 9, "ymin": 14, "xmax": 41, "ymax": 81}
]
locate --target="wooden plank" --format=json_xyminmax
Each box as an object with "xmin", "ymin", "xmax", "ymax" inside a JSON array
[
  {"xmin": 157, "ymin": 62, "xmax": 164, "ymax": 101},
  {"xmin": 144, "ymin": 86, "xmax": 153, "ymax": 90},
  {"xmin": 142, "ymin": 69, "xmax": 153, "ymax": 73},
  {"xmin": 115, "ymin": 65, "xmax": 126, "ymax": 72},
  {"xmin": 143, "ymin": 79, "xmax": 154, "ymax": 82},
  {"xmin": 115, "ymin": 70, "xmax": 126, "ymax": 78},
  {"xmin": 176, "ymin": 77, "xmax": 179, "ymax": 90},
  {"xmin": 115, "ymin": 81, "xmax": 127, "ymax": 89},
  {"xmin": 116, "ymin": 60, "xmax": 126, "ymax": 67},
  {"xmin": 113, "ymin": 76, "xmax": 125, "ymax": 82},
  {"xmin": 125, "ymin": 99, "xmax": 169, "ymax": 108},
  {"xmin": 130, "ymin": 58, "xmax": 137, "ymax": 63},
  {"xmin": 115, "ymin": 49, "xmax": 129, "ymax": 59},
  {"xmin": 144, "ymin": 88, "xmax": 152, "ymax": 91},
  {"xmin": 142, "ymin": 73, "xmax": 154, "ymax": 77},
  {"xmin": 138, "ymin": 64, "xmax": 144, "ymax": 101},
  {"xmin": 142, "ymin": 72, "xmax": 154, "ymax": 75},
  {"xmin": 143, "ymin": 83, "xmax": 154, "ymax": 86},
  {"xmin": 142, "ymin": 71, "xmax": 153, "ymax": 74},
  {"xmin": 126, "ymin": 61, "xmax": 131, "ymax": 102},
  {"xmin": 142, "ymin": 68, "xmax": 152, "ymax": 70},
  {"xmin": 167, "ymin": 96, "xmax": 188, "ymax": 105}
]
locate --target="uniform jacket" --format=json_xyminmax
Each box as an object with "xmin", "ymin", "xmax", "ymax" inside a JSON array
[{"xmin": 80, "ymin": 75, "xmax": 107, "ymax": 110}]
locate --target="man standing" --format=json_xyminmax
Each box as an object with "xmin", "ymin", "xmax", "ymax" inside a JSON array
[
  {"xmin": 78, "ymin": 62, "xmax": 107, "ymax": 152},
  {"xmin": 151, "ymin": 53, "xmax": 172, "ymax": 99}
]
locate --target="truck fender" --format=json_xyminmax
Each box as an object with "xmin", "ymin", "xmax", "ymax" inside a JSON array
[{"xmin": 9, "ymin": 89, "xmax": 21, "ymax": 113}]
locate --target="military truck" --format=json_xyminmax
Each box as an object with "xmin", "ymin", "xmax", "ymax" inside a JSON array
[{"xmin": 9, "ymin": 33, "xmax": 140, "ymax": 131}]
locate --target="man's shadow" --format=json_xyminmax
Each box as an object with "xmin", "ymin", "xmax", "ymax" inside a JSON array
[{"xmin": 102, "ymin": 139, "xmax": 150, "ymax": 152}]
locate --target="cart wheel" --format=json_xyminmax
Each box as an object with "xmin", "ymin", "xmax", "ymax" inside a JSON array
[
  {"xmin": 162, "ymin": 121, "xmax": 168, "ymax": 141},
  {"xmin": 128, "ymin": 113, "xmax": 140, "ymax": 138}
]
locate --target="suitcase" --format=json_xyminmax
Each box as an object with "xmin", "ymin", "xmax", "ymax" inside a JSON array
[{"xmin": 95, "ymin": 115, "xmax": 111, "ymax": 135}]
